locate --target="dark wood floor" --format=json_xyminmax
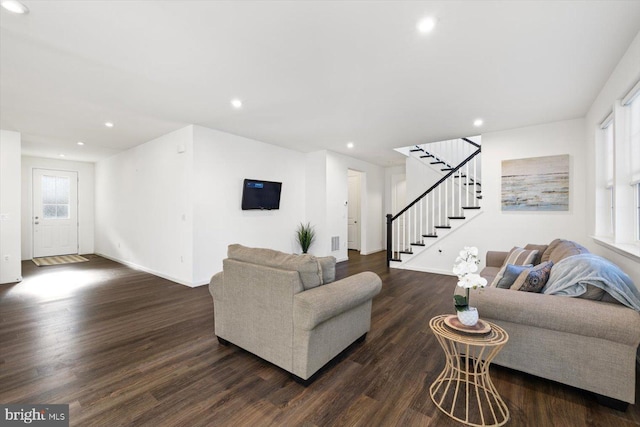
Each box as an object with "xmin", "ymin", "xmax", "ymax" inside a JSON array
[{"xmin": 1, "ymin": 252, "xmax": 639, "ymax": 426}]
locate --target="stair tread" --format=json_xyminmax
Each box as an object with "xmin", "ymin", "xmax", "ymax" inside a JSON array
[
  {"xmin": 435, "ymin": 225, "xmax": 451, "ymax": 229},
  {"xmin": 390, "ymin": 258, "xmax": 402, "ymax": 262},
  {"xmin": 399, "ymin": 250, "xmax": 413, "ymax": 254},
  {"xmin": 420, "ymin": 154, "xmax": 433, "ymax": 158},
  {"xmin": 448, "ymin": 216, "xmax": 466, "ymax": 220},
  {"xmin": 462, "ymin": 206, "xmax": 481, "ymax": 210},
  {"xmin": 441, "ymin": 168, "xmax": 453, "ymax": 171},
  {"xmin": 422, "ymin": 234, "xmax": 438, "ymax": 238},
  {"xmin": 430, "ymin": 161, "xmax": 445, "ymax": 165},
  {"xmin": 411, "ymin": 242, "xmax": 426, "ymax": 246},
  {"xmin": 409, "ymin": 148, "xmax": 423, "ymax": 152}
]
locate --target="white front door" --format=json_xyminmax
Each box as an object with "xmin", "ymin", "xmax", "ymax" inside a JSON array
[{"xmin": 33, "ymin": 169, "xmax": 78, "ymax": 258}]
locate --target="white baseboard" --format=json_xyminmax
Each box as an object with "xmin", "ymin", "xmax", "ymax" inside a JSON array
[
  {"xmin": 95, "ymin": 252, "xmax": 200, "ymax": 288},
  {"xmin": 360, "ymin": 248, "xmax": 384, "ymax": 256},
  {"xmin": 392, "ymin": 263, "xmax": 456, "ymax": 277}
]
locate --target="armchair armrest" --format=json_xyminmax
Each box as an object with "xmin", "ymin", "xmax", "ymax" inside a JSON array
[
  {"xmin": 209, "ymin": 271, "xmax": 224, "ymax": 299},
  {"xmin": 293, "ymin": 272, "xmax": 382, "ymax": 331},
  {"xmin": 486, "ymin": 251, "xmax": 508, "ymax": 268}
]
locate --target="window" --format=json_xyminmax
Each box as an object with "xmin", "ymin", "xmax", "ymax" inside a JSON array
[
  {"xmin": 637, "ymin": 183, "xmax": 640, "ymax": 240},
  {"xmin": 628, "ymin": 89, "xmax": 640, "ymax": 240},
  {"xmin": 600, "ymin": 120, "xmax": 614, "ymax": 235},
  {"xmin": 594, "ymin": 78, "xmax": 640, "ymax": 257},
  {"xmin": 42, "ymin": 175, "xmax": 70, "ymax": 219}
]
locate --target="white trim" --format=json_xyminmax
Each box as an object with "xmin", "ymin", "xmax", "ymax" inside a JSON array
[
  {"xmin": 360, "ymin": 248, "xmax": 384, "ymax": 256},
  {"xmin": 600, "ymin": 111, "xmax": 614, "ymax": 129},
  {"xmin": 622, "ymin": 79, "xmax": 640, "ymax": 106},
  {"xmin": 390, "ymin": 262, "xmax": 456, "ymax": 276},
  {"xmin": 95, "ymin": 252, "xmax": 202, "ymax": 287},
  {"xmin": 591, "ymin": 236, "xmax": 640, "ymax": 262}
]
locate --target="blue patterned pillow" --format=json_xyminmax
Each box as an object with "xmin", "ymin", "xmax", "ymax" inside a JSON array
[
  {"xmin": 511, "ymin": 261, "xmax": 554, "ymax": 292},
  {"xmin": 495, "ymin": 264, "xmax": 532, "ymax": 289}
]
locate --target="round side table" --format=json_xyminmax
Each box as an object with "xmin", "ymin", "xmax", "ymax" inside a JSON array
[{"xmin": 429, "ymin": 315, "xmax": 510, "ymax": 427}]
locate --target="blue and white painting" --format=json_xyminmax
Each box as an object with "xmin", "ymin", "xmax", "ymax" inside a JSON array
[{"xmin": 502, "ymin": 154, "xmax": 569, "ymax": 211}]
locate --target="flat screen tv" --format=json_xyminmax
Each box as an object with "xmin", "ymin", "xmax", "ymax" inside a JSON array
[{"xmin": 241, "ymin": 179, "xmax": 282, "ymax": 210}]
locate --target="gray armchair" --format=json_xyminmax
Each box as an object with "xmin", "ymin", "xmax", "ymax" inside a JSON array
[{"xmin": 209, "ymin": 244, "xmax": 382, "ymax": 382}]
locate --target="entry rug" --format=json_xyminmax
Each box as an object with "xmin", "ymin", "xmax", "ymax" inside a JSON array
[{"xmin": 32, "ymin": 254, "xmax": 89, "ymax": 267}]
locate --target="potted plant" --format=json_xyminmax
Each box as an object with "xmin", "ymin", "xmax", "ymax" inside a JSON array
[
  {"xmin": 295, "ymin": 222, "xmax": 316, "ymax": 254},
  {"xmin": 452, "ymin": 246, "xmax": 488, "ymax": 326}
]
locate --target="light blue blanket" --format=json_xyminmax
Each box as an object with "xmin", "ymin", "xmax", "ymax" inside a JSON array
[{"xmin": 542, "ymin": 253, "xmax": 640, "ymax": 311}]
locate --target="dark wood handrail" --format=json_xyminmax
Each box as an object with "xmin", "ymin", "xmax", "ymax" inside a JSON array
[
  {"xmin": 386, "ymin": 139, "xmax": 482, "ymax": 266},
  {"xmin": 391, "ymin": 147, "xmax": 481, "ymax": 221}
]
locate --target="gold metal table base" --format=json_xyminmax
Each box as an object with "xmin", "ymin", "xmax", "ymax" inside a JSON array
[{"xmin": 429, "ymin": 315, "xmax": 510, "ymax": 427}]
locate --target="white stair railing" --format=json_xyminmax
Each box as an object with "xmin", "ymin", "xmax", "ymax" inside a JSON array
[{"xmin": 387, "ymin": 143, "xmax": 481, "ymax": 264}]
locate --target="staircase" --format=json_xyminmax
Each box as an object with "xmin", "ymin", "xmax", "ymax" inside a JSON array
[{"xmin": 387, "ymin": 138, "xmax": 482, "ymax": 268}]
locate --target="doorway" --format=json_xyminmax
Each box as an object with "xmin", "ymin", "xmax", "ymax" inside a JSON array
[
  {"xmin": 347, "ymin": 170, "xmax": 362, "ymax": 251},
  {"xmin": 32, "ymin": 168, "xmax": 79, "ymax": 258}
]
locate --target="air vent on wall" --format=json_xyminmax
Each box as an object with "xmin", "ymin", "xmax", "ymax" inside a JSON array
[{"xmin": 331, "ymin": 236, "xmax": 340, "ymax": 252}]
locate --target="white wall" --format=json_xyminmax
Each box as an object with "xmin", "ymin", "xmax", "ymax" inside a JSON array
[
  {"xmin": 585, "ymin": 29, "xmax": 640, "ymax": 285},
  {"xmin": 305, "ymin": 150, "xmax": 328, "ymax": 255},
  {"xmin": 325, "ymin": 151, "xmax": 385, "ymax": 260},
  {"xmin": 192, "ymin": 125, "xmax": 307, "ymax": 285},
  {"xmin": 405, "ymin": 155, "xmax": 445, "ymax": 201},
  {"xmin": 384, "ymin": 164, "xmax": 406, "ymax": 217},
  {"xmin": 95, "ymin": 126, "xmax": 194, "ymax": 286},
  {"xmin": 403, "ymin": 119, "xmax": 588, "ymax": 275},
  {"xmin": 0, "ymin": 130, "xmax": 22, "ymax": 284},
  {"xmin": 21, "ymin": 156, "xmax": 95, "ymax": 260},
  {"xmin": 94, "ymin": 125, "xmax": 386, "ymax": 286}
]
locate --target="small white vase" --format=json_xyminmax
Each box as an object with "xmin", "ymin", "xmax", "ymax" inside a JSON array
[{"xmin": 457, "ymin": 307, "xmax": 479, "ymax": 326}]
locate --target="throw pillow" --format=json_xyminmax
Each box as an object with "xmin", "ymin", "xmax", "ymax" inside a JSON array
[
  {"xmin": 489, "ymin": 247, "xmax": 539, "ymax": 287},
  {"xmin": 510, "ymin": 261, "xmax": 554, "ymax": 292},
  {"xmin": 495, "ymin": 264, "xmax": 533, "ymax": 289},
  {"xmin": 317, "ymin": 256, "xmax": 337, "ymax": 285}
]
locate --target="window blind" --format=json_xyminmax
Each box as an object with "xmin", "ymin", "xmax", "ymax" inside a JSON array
[
  {"xmin": 603, "ymin": 122, "xmax": 614, "ymax": 187},
  {"xmin": 629, "ymin": 95, "xmax": 640, "ymax": 185}
]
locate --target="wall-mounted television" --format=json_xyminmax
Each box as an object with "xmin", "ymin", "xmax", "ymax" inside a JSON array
[{"xmin": 241, "ymin": 179, "xmax": 282, "ymax": 210}]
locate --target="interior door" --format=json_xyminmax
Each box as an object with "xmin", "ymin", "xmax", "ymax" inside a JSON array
[
  {"xmin": 347, "ymin": 172, "xmax": 361, "ymax": 251},
  {"xmin": 33, "ymin": 169, "xmax": 78, "ymax": 258}
]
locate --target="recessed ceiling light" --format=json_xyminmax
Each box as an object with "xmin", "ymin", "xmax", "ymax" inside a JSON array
[
  {"xmin": 417, "ymin": 17, "xmax": 436, "ymax": 34},
  {"xmin": 473, "ymin": 119, "xmax": 484, "ymax": 127},
  {"xmin": 77, "ymin": 141, "xmax": 84, "ymax": 146},
  {"xmin": 1, "ymin": 0, "xmax": 29, "ymax": 14},
  {"xmin": 59, "ymin": 154, "xmax": 65, "ymax": 158},
  {"xmin": 231, "ymin": 99, "xmax": 243, "ymax": 109},
  {"xmin": 347, "ymin": 142, "xmax": 354, "ymax": 149},
  {"xmin": 104, "ymin": 122, "xmax": 114, "ymax": 128}
]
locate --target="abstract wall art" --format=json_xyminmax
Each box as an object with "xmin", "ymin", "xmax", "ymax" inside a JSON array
[{"xmin": 501, "ymin": 154, "xmax": 569, "ymax": 211}]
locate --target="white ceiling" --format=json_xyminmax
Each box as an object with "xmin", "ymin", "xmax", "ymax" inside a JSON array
[{"xmin": 2, "ymin": 1, "xmax": 640, "ymax": 166}]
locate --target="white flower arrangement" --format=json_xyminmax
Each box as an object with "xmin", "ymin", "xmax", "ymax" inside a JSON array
[{"xmin": 453, "ymin": 246, "xmax": 487, "ymax": 311}]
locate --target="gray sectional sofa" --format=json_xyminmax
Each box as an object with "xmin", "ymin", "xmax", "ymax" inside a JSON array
[{"xmin": 473, "ymin": 239, "xmax": 640, "ymax": 409}]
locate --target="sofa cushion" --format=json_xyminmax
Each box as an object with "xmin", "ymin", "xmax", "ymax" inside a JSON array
[
  {"xmin": 541, "ymin": 239, "xmax": 589, "ymax": 264},
  {"xmin": 317, "ymin": 256, "xmax": 336, "ymax": 284},
  {"xmin": 228, "ymin": 244, "xmax": 323, "ymax": 290},
  {"xmin": 490, "ymin": 247, "xmax": 539, "ymax": 287},
  {"xmin": 579, "ymin": 284, "xmax": 607, "ymax": 300},
  {"xmin": 524, "ymin": 244, "xmax": 548, "ymax": 265},
  {"xmin": 510, "ymin": 261, "xmax": 554, "ymax": 292},
  {"xmin": 495, "ymin": 264, "xmax": 532, "ymax": 289},
  {"xmin": 481, "ymin": 266, "xmax": 501, "ymax": 285}
]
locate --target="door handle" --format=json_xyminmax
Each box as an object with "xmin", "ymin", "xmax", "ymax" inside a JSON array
[{"xmin": 34, "ymin": 221, "xmax": 39, "ymax": 225}]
